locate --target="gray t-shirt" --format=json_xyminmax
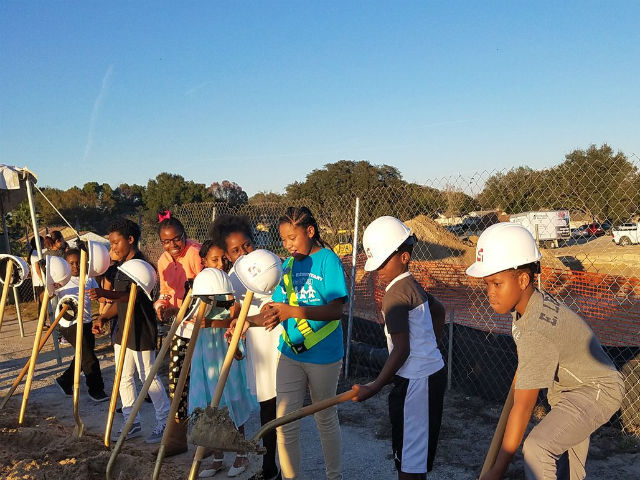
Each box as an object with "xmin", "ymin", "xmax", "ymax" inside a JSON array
[{"xmin": 513, "ymin": 290, "xmax": 623, "ymax": 409}]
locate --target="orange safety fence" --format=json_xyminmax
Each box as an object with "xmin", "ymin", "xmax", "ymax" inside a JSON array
[{"xmin": 343, "ymin": 254, "xmax": 640, "ymax": 348}]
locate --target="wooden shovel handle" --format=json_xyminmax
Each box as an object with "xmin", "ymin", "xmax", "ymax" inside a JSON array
[
  {"xmin": 252, "ymin": 385, "xmax": 361, "ymax": 442},
  {"xmin": 0, "ymin": 260, "xmax": 14, "ymax": 332},
  {"xmin": 479, "ymin": 376, "xmax": 515, "ymax": 477}
]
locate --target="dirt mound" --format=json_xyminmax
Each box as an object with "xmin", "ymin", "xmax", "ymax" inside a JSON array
[
  {"xmin": 404, "ymin": 215, "xmax": 475, "ymax": 264},
  {"xmin": 0, "ymin": 404, "xmax": 184, "ymax": 480}
]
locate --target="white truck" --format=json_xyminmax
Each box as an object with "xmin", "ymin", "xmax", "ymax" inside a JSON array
[
  {"xmin": 509, "ymin": 210, "xmax": 571, "ymax": 248},
  {"xmin": 612, "ymin": 223, "xmax": 640, "ymax": 246}
]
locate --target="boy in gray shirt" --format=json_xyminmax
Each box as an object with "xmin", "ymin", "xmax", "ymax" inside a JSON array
[{"xmin": 467, "ymin": 223, "xmax": 623, "ymax": 480}]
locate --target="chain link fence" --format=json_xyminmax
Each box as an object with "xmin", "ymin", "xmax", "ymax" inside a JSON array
[{"xmin": 139, "ymin": 165, "xmax": 640, "ymax": 438}]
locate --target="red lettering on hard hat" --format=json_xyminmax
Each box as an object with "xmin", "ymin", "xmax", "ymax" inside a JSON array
[
  {"xmin": 477, "ymin": 248, "xmax": 483, "ymax": 262},
  {"xmin": 365, "ymin": 248, "xmax": 373, "ymax": 259}
]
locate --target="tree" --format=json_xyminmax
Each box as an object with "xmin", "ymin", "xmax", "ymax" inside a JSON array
[
  {"xmin": 143, "ymin": 173, "xmax": 212, "ymax": 220},
  {"xmin": 249, "ymin": 191, "xmax": 284, "ymax": 204},
  {"xmin": 209, "ymin": 180, "xmax": 248, "ymax": 206}
]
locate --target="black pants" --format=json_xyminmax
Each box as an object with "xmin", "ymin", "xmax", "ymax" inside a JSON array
[
  {"xmin": 58, "ymin": 322, "xmax": 105, "ymax": 395},
  {"xmin": 388, "ymin": 366, "xmax": 447, "ymax": 473},
  {"xmin": 260, "ymin": 397, "xmax": 278, "ymax": 477},
  {"xmin": 168, "ymin": 335, "xmax": 190, "ymax": 420}
]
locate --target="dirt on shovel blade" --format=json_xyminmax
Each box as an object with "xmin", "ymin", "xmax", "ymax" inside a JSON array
[{"xmin": 188, "ymin": 406, "xmax": 264, "ymax": 453}]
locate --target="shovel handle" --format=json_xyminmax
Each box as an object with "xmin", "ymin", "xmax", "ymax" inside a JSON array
[
  {"xmin": 479, "ymin": 376, "xmax": 516, "ymax": 477},
  {"xmin": 188, "ymin": 291, "xmax": 254, "ymax": 480},
  {"xmin": 152, "ymin": 300, "xmax": 207, "ymax": 480},
  {"xmin": 104, "ymin": 283, "xmax": 137, "ymax": 447},
  {"xmin": 72, "ymin": 248, "xmax": 88, "ymax": 438},
  {"xmin": 18, "ymin": 291, "xmax": 50, "ymax": 425},
  {"xmin": 251, "ymin": 385, "xmax": 361, "ymax": 443},
  {"xmin": 0, "ymin": 304, "xmax": 67, "ymax": 410},
  {"xmin": 106, "ymin": 290, "xmax": 193, "ymax": 480},
  {"xmin": 0, "ymin": 260, "xmax": 14, "ymax": 332}
]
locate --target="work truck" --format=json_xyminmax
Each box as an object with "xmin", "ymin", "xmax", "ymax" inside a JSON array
[{"xmin": 612, "ymin": 223, "xmax": 640, "ymax": 246}]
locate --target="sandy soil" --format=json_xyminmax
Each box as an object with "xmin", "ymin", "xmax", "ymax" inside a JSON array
[{"xmin": 1, "ymin": 306, "xmax": 638, "ymax": 479}]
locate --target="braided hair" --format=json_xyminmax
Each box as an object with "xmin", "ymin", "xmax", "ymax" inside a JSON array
[{"xmin": 278, "ymin": 206, "xmax": 327, "ymax": 248}]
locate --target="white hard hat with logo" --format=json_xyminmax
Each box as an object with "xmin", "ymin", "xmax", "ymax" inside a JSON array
[
  {"xmin": 45, "ymin": 256, "xmax": 72, "ymax": 294},
  {"xmin": 466, "ymin": 223, "xmax": 542, "ymax": 278},
  {"xmin": 118, "ymin": 258, "xmax": 157, "ymax": 300},
  {"xmin": 234, "ymin": 249, "xmax": 283, "ymax": 295},
  {"xmin": 362, "ymin": 216, "xmax": 414, "ymax": 272},
  {"xmin": 56, "ymin": 294, "xmax": 80, "ymax": 324},
  {"xmin": 0, "ymin": 254, "xmax": 30, "ymax": 287},
  {"xmin": 87, "ymin": 240, "xmax": 110, "ymax": 277}
]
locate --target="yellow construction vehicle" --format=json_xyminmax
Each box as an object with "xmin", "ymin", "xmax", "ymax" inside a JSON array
[{"xmin": 333, "ymin": 229, "xmax": 353, "ymax": 257}]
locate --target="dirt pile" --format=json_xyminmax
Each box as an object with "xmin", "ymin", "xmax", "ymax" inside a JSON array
[
  {"xmin": 404, "ymin": 215, "xmax": 475, "ymax": 264},
  {"xmin": 0, "ymin": 403, "xmax": 184, "ymax": 480},
  {"xmin": 189, "ymin": 406, "xmax": 263, "ymax": 453}
]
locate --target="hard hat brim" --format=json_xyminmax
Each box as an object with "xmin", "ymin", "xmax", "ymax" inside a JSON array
[
  {"xmin": 364, "ymin": 256, "xmax": 384, "ymax": 272},
  {"xmin": 465, "ymin": 262, "xmax": 497, "ymax": 278}
]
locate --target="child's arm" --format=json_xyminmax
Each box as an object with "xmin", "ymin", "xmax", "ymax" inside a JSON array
[
  {"xmin": 426, "ymin": 292, "xmax": 445, "ymax": 342},
  {"xmin": 354, "ymin": 331, "xmax": 409, "ymax": 402},
  {"xmin": 480, "ymin": 386, "xmax": 539, "ymax": 480},
  {"xmin": 92, "ymin": 301, "xmax": 118, "ymax": 334},
  {"xmin": 87, "ymin": 287, "xmax": 129, "ymax": 303},
  {"xmin": 261, "ymin": 298, "xmax": 345, "ymax": 331}
]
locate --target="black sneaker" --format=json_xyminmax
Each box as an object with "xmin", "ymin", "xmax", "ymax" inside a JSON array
[
  {"xmin": 55, "ymin": 377, "xmax": 73, "ymax": 397},
  {"xmin": 88, "ymin": 390, "xmax": 109, "ymax": 402}
]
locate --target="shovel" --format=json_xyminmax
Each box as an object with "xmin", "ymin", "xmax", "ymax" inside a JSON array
[
  {"xmin": 186, "ymin": 291, "xmax": 254, "ymax": 480},
  {"xmin": 479, "ymin": 376, "xmax": 515, "ymax": 478},
  {"xmin": 105, "ymin": 290, "xmax": 194, "ymax": 480},
  {"xmin": 104, "ymin": 282, "xmax": 138, "ymax": 447},
  {"xmin": 18, "ymin": 283, "xmax": 51, "ymax": 425},
  {"xmin": 72, "ymin": 247, "xmax": 89, "ymax": 438},
  {"xmin": 152, "ymin": 299, "xmax": 209, "ymax": 480},
  {"xmin": 190, "ymin": 386, "xmax": 360, "ymax": 454},
  {"xmin": 0, "ymin": 258, "xmax": 14, "ymax": 333},
  {"xmin": 0, "ymin": 304, "xmax": 68, "ymax": 410}
]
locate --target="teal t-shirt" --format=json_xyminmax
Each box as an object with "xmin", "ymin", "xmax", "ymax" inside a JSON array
[{"xmin": 272, "ymin": 248, "xmax": 348, "ymax": 364}]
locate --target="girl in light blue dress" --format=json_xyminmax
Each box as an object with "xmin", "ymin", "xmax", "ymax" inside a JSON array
[{"xmin": 188, "ymin": 240, "xmax": 257, "ymax": 478}]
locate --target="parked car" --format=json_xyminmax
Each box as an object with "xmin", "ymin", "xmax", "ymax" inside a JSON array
[
  {"xmin": 571, "ymin": 224, "xmax": 589, "ymax": 238},
  {"xmin": 585, "ymin": 223, "xmax": 606, "ymax": 236},
  {"xmin": 612, "ymin": 223, "xmax": 640, "ymax": 246}
]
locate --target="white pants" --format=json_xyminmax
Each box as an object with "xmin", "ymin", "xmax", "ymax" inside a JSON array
[{"xmin": 113, "ymin": 344, "xmax": 170, "ymax": 425}]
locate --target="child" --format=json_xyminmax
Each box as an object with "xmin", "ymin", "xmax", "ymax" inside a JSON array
[
  {"xmin": 155, "ymin": 216, "xmax": 203, "ymax": 456},
  {"xmin": 211, "ymin": 215, "xmax": 282, "ymax": 480},
  {"xmin": 354, "ymin": 216, "xmax": 447, "ymax": 480},
  {"xmin": 260, "ymin": 206, "xmax": 348, "ymax": 480},
  {"xmin": 53, "ymin": 248, "xmax": 109, "ymax": 402},
  {"xmin": 467, "ymin": 223, "xmax": 624, "ymax": 480},
  {"xmin": 188, "ymin": 241, "xmax": 257, "ymax": 478},
  {"xmin": 90, "ymin": 219, "xmax": 171, "ymax": 443}
]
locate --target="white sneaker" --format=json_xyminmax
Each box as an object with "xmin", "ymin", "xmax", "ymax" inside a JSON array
[{"xmin": 227, "ymin": 454, "xmax": 248, "ymax": 477}]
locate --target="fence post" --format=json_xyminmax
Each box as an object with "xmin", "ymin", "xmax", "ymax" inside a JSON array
[
  {"xmin": 535, "ymin": 224, "xmax": 541, "ymax": 289},
  {"xmin": 344, "ymin": 197, "xmax": 360, "ymax": 379},
  {"xmin": 447, "ymin": 308, "xmax": 454, "ymax": 391}
]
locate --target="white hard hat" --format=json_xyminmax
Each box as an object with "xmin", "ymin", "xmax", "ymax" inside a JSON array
[
  {"xmin": 234, "ymin": 249, "xmax": 283, "ymax": 295},
  {"xmin": 118, "ymin": 258, "xmax": 157, "ymax": 300},
  {"xmin": 45, "ymin": 256, "xmax": 72, "ymax": 294},
  {"xmin": 87, "ymin": 240, "xmax": 110, "ymax": 277},
  {"xmin": 0, "ymin": 254, "xmax": 30, "ymax": 287},
  {"xmin": 362, "ymin": 216, "xmax": 414, "ymax": 272},
  {"xmin": 466, "ymin": 223, "xmax": 542, "ymax": 278},
  {"xmin": 192, "ymin": 268, "xmax": 234, "ymax": 301},
  {"xmin": 56, "ymin": 294, "xmax": 79, "ymax": 322}
]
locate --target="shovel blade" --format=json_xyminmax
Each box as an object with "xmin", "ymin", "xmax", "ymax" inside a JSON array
[{"xmin": 188, "ymin": 406, "xmax": 264, "ymax": 454}]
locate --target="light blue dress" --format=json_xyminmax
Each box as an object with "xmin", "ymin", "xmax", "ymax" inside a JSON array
[{"xmin": 188, "ymin": 305, "xmax": 257, "ymax": 428}]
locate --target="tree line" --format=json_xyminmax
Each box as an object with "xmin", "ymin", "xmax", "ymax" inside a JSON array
[{"xmin": 5, "ymin": 143, "xmax": 639, "ymax": 251}]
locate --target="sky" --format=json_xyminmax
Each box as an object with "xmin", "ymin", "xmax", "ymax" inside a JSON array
[{"xmin": 1, "ymin": 1, "xmax": 639, "ymax": 196}]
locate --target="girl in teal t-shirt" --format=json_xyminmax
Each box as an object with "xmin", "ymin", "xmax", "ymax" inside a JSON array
[{"xmin": 262, "ymin": 206, "xmax": 348, "ymax": 480}]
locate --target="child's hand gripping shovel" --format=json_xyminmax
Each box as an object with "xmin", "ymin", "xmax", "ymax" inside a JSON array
[
  {"xmin": 0, "ymin": 297, "xmax": 74, "ymax": 410},
  {"xmin": 104, "ymin": 258, "xmax": 156, "ymax": 448},
  {"xmin": 187, "ymin": 250, "xmax": 283, "ymax": 480},
  {"xmin": 19, "ymin": 256, "xmax": 71, "ymax": 425},
  {"xmin": 105, "ymin": 289, "xmax": 194, "ymax": 480}
]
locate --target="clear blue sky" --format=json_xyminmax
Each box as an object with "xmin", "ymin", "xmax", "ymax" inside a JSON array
[{"xmin": 1, "ymin": 1, "xmax": 638, "ymax": 196}]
